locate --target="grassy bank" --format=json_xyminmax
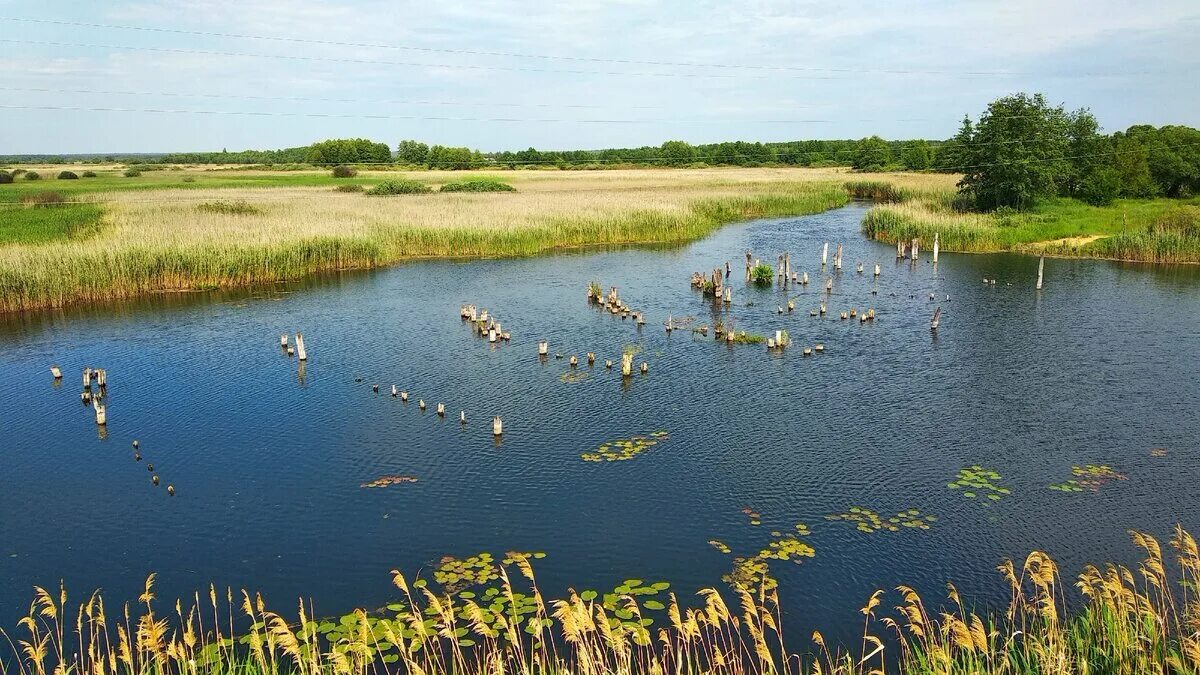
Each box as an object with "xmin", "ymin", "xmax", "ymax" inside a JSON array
[
  {"xmin": 2, "ymin": 526, "xmax": 1196, "ymax": 675},
  {"xmin": 0, "ymin": 168, "xmax": 879, "ymax": 312},
  {"xmin": 860, "ymin": 186, "xmax": 1200, "ymax": 264}
]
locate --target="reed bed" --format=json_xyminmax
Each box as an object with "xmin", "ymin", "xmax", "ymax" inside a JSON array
[
  {"xmin": 2, "ymin": 526, "xmax": 1196, "ymax": 675},
  {"xmin": 0, "ymin": 169, "xmax": 867, "ymax": 312}
]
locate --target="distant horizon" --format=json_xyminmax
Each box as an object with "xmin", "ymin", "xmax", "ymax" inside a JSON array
[{"xmin": 1, "ymin": 0, "xmax": 1197, "ymax": 154}]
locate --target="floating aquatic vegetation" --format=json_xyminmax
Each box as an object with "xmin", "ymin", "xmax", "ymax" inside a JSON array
[
  {"xmin": 708, "ymin": 539, "xmax": 732, "ymax": 554},
  {"xmin": 361, "ymin": 475, "xmax": 418, "ymax": 489},
  {"xmin": 948, "ymin": 465, "xmax": 1010, "ymax": 504},
  {"xmin": 1050, "ymin": 464, "xmax": 1127, "ymax": 493},
  {"xmin": 1150, "ymin": 447, "xmax": 1167, "ymax": 457},
  {"xmin": 722, "ymin": 522, "xmax": 814, "ymax": 592},
  {"xmin": 434, "ymin": 553, "xmax": 499, "ymax": 590},
  {"xmin": 559, "ymin": 370, "xmax": 589, "ymax": 384},
  {"xmin": 741, "ymin": 506, "xmax": 763, "ymax": 526},
  {"xmin": 580, "ymin": 431, "xmax": 669, "ymax": 462},
  {"xmin": 724, "ymin": 556, "xmax": 776, "ymax": 592},
  {"xmin": 826, "ymin": 507, "xmax": 936, "ymax": 533}
]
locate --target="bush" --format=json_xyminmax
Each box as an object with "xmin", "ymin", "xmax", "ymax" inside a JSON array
[
  {"xmin": 81, "ymin": 171, "xmax": 97, "ymax": 178},
  {"xmin": 334, "ymin": 184, "xmax": 364, "ymax": 193},
  {"xmin": 123, "ymin": 169, "xmax": 141, "ymax": 178},
  {"xmin": 20, "ymin": 191, "xmax": 66, "ymax": 207},
  {"xmin": 10, "ymin": 168, "xmax": 26, "ymax": 176},
  {"xmin": 57, "ymin": 171, "xmax": 79, "ymax": 180},
  {"xmin": 181, "ymin": 176, "xmax": 196, "ymax": 183},
  {"xmin": 367, "ymin": 179, "xmax": 431, "ymax": 195},
  {"xmin": 197, "ymin": 200, "xmax": 262, "ymax": 216},
  {"xmin": 750, "ymin": 263, "xmax": 774, "ymax": 285},
  {"xmin": 1079, "ymin": 167, "xmax": 1121, "ymax": 207},
  {"xmin": 24, "ymin": 171, "xmax": 41, "ymax": 181},
  {"xmin": 0, "ymin": 171, "xmax": 12, "ymax": 184},
  {"xmin": 439, "ymin": 178, "xmax": 516, "ymax": 193},
  {"xmin": 331, "ymin": 165, "xmax": 358, "ymax": 178}
]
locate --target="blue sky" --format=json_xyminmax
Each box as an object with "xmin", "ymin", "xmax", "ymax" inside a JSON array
[{"xmin": 1, "ymin": 0, "xmax": 1197, "ymax": 153}]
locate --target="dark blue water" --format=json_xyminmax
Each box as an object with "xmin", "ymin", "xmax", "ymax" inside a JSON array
[{"xmin": 2, "ymin": 202, "xmax": 1198, "ymax": 645}]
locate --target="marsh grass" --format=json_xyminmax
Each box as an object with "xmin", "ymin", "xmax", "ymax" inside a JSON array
[
  {"xmin": 196, "ymin": 200, "xmax": 264, "ymax": 216},
  {"xmin": 2, "ymin": 527, "xmax": 1196, "ymax": 675},
  {"xmin": 0, "ymin": 169, "xmax": 860, "ymax": 311}
]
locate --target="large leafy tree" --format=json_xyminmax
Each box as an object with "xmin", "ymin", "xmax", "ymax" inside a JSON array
[
  {"xmin": 900, "ymin": 140, "xmax": 934, "ymax": 171},
  {"xmin": 957, "ymin": 93, "xmax": 1074, "ymax": 210},
  {"xmin": 852, "ymin": 136, "xmax": 891, "ymax": 171}
]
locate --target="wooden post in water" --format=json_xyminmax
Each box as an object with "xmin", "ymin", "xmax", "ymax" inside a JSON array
[
  {"xmin": 50, "ymin": 365, "xmax": 62, "ymax": 379},
  {"xmin": 538, "ymin": 340, "xmax": 549, "ymax": 356},
  {"xmin": 94, "ymin": 401, "xmax": 106, "ymax": 426},
  {"xmin": 723, "ymin": 287, "xmax": 732, "ymax": 304},
  {"xmin": 821, "ymin": 243, "xmax": 828, "ymax": 267},
  {"xmin": 911, "ymin": 238, "xmax": 919, "ymax": 261},
  {"xmin": 931, "ymin": 307, "xmax": 941, "ymax": 331},
  {"xmin": 391, "ymin": 385, "xmax": 398, "ymax": 397},
  {"xmin": 295, "ymin": 333, "xmax": 308, "ymax": 361},
  {"xmin": 280, "ymin": 334, "xmax": 288, "ymax": 348},
  {"xmin": 801, "ymin": 271, "xmax": 808, "ymax": 285},
  {"xmin": 874, "ymin": 263, "xmax": 881, "ymax": 277},
  {"xmin": 621, "ymin": 353, "xmax": 633, "ymax": 377},
  {"xmin": 745, "ymin": 251, "xmax": 752, "ymax": 281},
  {"xmin": 835, "ymin": 244, "xmax": 843, "ymax": 270},
  {"xmin": 1036, "ymin": 256, "xmax": 1045, "ymax": 290},
  {"xmin": 96, "ymin": 369, "xmax": 106, "ymax": 388},
  {"xmin": 897, "ymin": 240, "xmax": 904, "ymax": 258},
  {"xmin": 933, "ymin": 233, "xmax": 940, "ymax": 263},
  {"xmin": 437, "ymin": 403, "xmax": 445, "ymax": 417},
  {"xmin": 640, "ymin": 362, "xmax": 648, "ymax": 374},
  {"xmin": 587, "ymin": 352, "xmax": 595, "ymax": 364},
  {"xmin": 492, "ymin": 417, "xmax": 503, "ymax": 436},
  {"xmin": 83, "ymin": 368, "xmax": 92, "ymax": 388}
]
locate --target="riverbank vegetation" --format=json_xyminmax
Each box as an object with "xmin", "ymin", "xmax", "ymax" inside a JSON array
[
  {"xmin": 0, "ymin": 168, "xmax": 881, "ymax": 312},
  {"xmin": 2, "ymin": 525, "xmax": 1195, "ymax": 675}
]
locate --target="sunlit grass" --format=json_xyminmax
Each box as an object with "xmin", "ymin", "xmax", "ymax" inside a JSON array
[{"xmin": 1, "ymin": 526, "xmax": 1196, "ymax": 675}]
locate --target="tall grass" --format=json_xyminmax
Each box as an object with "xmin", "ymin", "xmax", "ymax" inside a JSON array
[
  {"xmin": 2, "ymin": 526, "xmax": 1197, "ymax": 675},
  {"xmin": 0, "ymin": 173, "xmax": 851, "ymax": 312}
]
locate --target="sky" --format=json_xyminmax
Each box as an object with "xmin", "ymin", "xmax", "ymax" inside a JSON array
[{"xmin": 1, "ymin": 0, "xmax": 1197, "ymax": 154}]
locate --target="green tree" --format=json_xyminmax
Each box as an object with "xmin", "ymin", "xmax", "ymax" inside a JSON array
[
  {"xmin": 659, "ymin": 140, "xmax": 695, "ymax": 166},
  {"xmin": 852, "ymin": 136, "xmax": 891, "ymax": 171},
  {"xmin": 396, "ymin": 140, "xmax": 429, "ymax": 165},
  {"xmin": 1110, "ymin": 134, "xmax": 1158, "ymax": 197},
  {"xmin": 957, "ymin": 93, "xmax": 1071, "ymax": 210},
  {"xmin": 1078, "ymin": 167, "xmax": 1121, "ymax": 206},
  {"xmin": 900, "ymin": 140, "xmax": 934, "ymax": 171}
]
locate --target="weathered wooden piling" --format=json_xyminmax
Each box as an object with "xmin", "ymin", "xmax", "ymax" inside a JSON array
[
  {"xmin": 787, "ymin": 299, "xmax": 795, "ymax": 312},
  {"xmin": 745, "ymin": 251, "xmax": 753, "ymax": 281},
  {"xmin": 856, "ymin": 262, "xmax": 864, "ymax": 274},
  {"xmin": 767, "ymin": 338, "xmax": 776, "ymax": 349},
  {"xmin": 821, "ymin": 242, "xmax": 829, "ymax": 266},
  {"xmin": 418, "ymin": 399, "xmax": 426, "ymax": 411},
  {"xmin": 460, "ymin": 410, "xmax": 467, "ymax": 424},
  {"xmin": 437, "ymin": 403, "xmax": 446, "ymax": 417},
  {"xmin": 803, "ymin": 347, "xmax": 812, "ymax": 356},
  {"xmin": 152, "ymin": 475, "xmax": 159, "ymax": 486},
  {"xmin": 723, "ymin": 287, "xmax": 732, "ymax": 304},
  {"xmin": 840, "ymin": 311, "xmax": 848, "ymax": 320},
  {"xmin": 605, "ymin": 359, "xmax": 613, "ymax": 369},
  {"xmin": 372, "ymin": 384, "xmax": 380, "ymax": 393},
  {"xmin": 538, "ymin": 340, "xmax": 549, "ymax": 356},
  {"xmin": 391, "ymin": 385, "xmax": 398, "ymax": 397},
  {"xmin": 492, "ymin": 416, "xmax": 503, "ymax": 436},
  {"xmin": 569, "ymin": 355, "xmax": 578, "ymax": 367},
  {"xmin": 931, "ymin": 307, "xmax": 942, "ymax": 330},
  {"xmin": 295, "ymin": 333, "xmax": 308, "ymax": 361},
  {"xmin": 83, "ymin": 367, "xmax": 92, "ymax": 387},
  {"xmin": 819, "ymin": 303, "xmax": 827, "ymax": 315},
  {"xmin": 1037, "ymin": 256, "xmax": 1045, "ymax": 290},
  {"xmin": 50, "ymin": 365, "xmax": 62, "ymax": 379},
  {"xmin": 850, "ymin": 308, "xmax": 857, "ymax": 318},
  {"xmin": 400, "ymin": 391, "xmax": 409, "ymax": 402},
  {"xmin": 94, "ymin": 401, "xmax": 107, "ymax": 425},
  {"xmin": 814, "ymin": 344, "xmax": 824, "ymax": 352},
  {"xmin": 825, "ymin": 278, "xmax": 833, "ymax": 293},
  {"xmin": 640, "ymin": 362, "xmax": 648, "ymax": 374},
  {"xmin": 897, "ymin": 240, "xmax": 904, "ymax": 258},
  {"xmin": 801, "ymin": 271, "xmax": 808, "ymax": 285},
  {"xmin": 81, "ymin": 391, "xmax": 91, "ymax": 404},
  {"xmin": 911, "ymin": 238, "xmax": 920, "ymax": 261},
  {"xmin": 587, "ymin": 352, "xmax": 596, "ymax": 364},
  {"xmin": 874, "ymin": 263, "xmax": 881, "ymax": 277},
  {"xmin": 280, "ymin": 334, "xmax": 288, "ymax": 348},
  {"xmin": 167, "ymin": 485, "xmax": 175, "ymax": 496},
  {"xmin": 286, "ymin": 346, "xmax": 295, "ymax": 356},
  {"xmin": 621, "ymin": 353, "xmax": 633, "ymax": 377},
  {"xmin": 933, "ymin": 233, "xmax": 940, "ymax": 263},
  {"xmin": 835, "ymin": 244, "xmax": 843, "ymax": 270}
]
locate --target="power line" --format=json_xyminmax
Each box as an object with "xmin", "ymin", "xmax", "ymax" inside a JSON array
[
  {"xmin": 0, "ymin": 102, "xmax": 840, "ymax": 124},
  {"xmin": 0, "ymin": 16, "xmax": 1170, "ymax": 79},
  {"xmin": 0, "ymin": 86, "xmax": 664, "ymax": 111}
]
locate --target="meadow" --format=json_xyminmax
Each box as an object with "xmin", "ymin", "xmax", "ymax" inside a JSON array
[
  {"xmin": 2, "ymin": 526, "xmax": 1196, "ymax": 675},
  {"xmin": 1, "ymin": 165, "xmax": 1195, "ymax": 313},
  {"xmin": 0, "ymin": 167, "xmax": 948, "ymax": 312}
]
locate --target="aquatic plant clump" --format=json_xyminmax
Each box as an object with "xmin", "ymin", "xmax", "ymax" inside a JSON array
[
  {"xmin": 361, "ymin": 475, "xmax": 418, "ymax": 488},
  {"xmin": 826, "ymin": 507, "xmax": 937, "ymax": 533},
  {"xmin": 580, "ymin": 431, "xmax": 669, "ymax": 462},
  {"xmin": 708, "ymin": 539, "xmax": 732, "ymax": 554},
  {"xmin": 1049, "ymin": 464, "xmax": 1127, "ymax": 492},
  {"xmin": 948, "ymin": 465, "xmax": 1010, "ymax": 504},
  {"xmin": 750, "ymin": 262, "xmax": 774, "ymax": 285}
]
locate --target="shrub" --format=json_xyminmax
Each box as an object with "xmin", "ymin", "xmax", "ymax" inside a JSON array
[
  {"xmin": 439, "ymin": 178, "xmax": 516, "ymax": 193},
  {"xmin": 24, "ymin": 171, "xmax": 41, "ymax": 181},
  {"xmin": 331, "ymin": 165, "xmax": 358, "ymax": 178},
  {"xmin": 1079, "ymin": 167, "xmax": 1121, "ymax": 207},
  {"xmin": 0, "ymin": 171, "xmax": 12, "ymax": 184},
  {"xmin": 20, "ymin": 191, "xmax": 66, "ymax": 207},
  {"xmin": 81, "ymin": 171, "xmax": 97, "ymax": 178},
  {"xmin": 196, "ymin": 200, "xmax": 262, "ymax": 216},
  {"xmin": 750, "ymin": 263, "xmax": 774, "ymax": 285},
  {"xmin": 10, "ymin": 168, "xmax": 26, "ymax": 176},
  {"xmin": 123, "ymin": 169, "xmax": 141, "ymax": 178},
  {"xmin": 181, "ymin": 176, "xmax": 196, "ymax": 183},
  {"xmin": 334, "ymin": 184, "xmax": 364, "ymax": 193},
  {"xmin": 367, "ymin": 179, "xmax": 431, "ymax": 195},
  {"xmin": 57, "ymin": 171, "xmax": 79, "ymax": 180}
]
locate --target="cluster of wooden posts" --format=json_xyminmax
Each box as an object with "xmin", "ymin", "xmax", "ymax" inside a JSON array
[
  {"xmin": 538, "ymin": 339, "xmax": 647, "ymax": 377},
  {"xmin": 60, "ymin": 365, "xmax": 110, "ymax": 426},
  {"xmin": 587, "ymin": 284, "xmax": 646, "ymax": 326},
  {"xmin": 279, "ymin": 333, "xmax": 308, "ymax": 360},
  {"xmin": 368, "ymin": 378, "xmax": 503, "ymax": 437},
  {"xmin": 895, "ymin": 233, "xmax": 941, "ymax": 263},
  {"xmin": 690, "ymin": 267, "xmax": 733, "ymax": 304},
  {"xmin": 460, "ymin": 304, "xmax": 512, "ymax": 343}
]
